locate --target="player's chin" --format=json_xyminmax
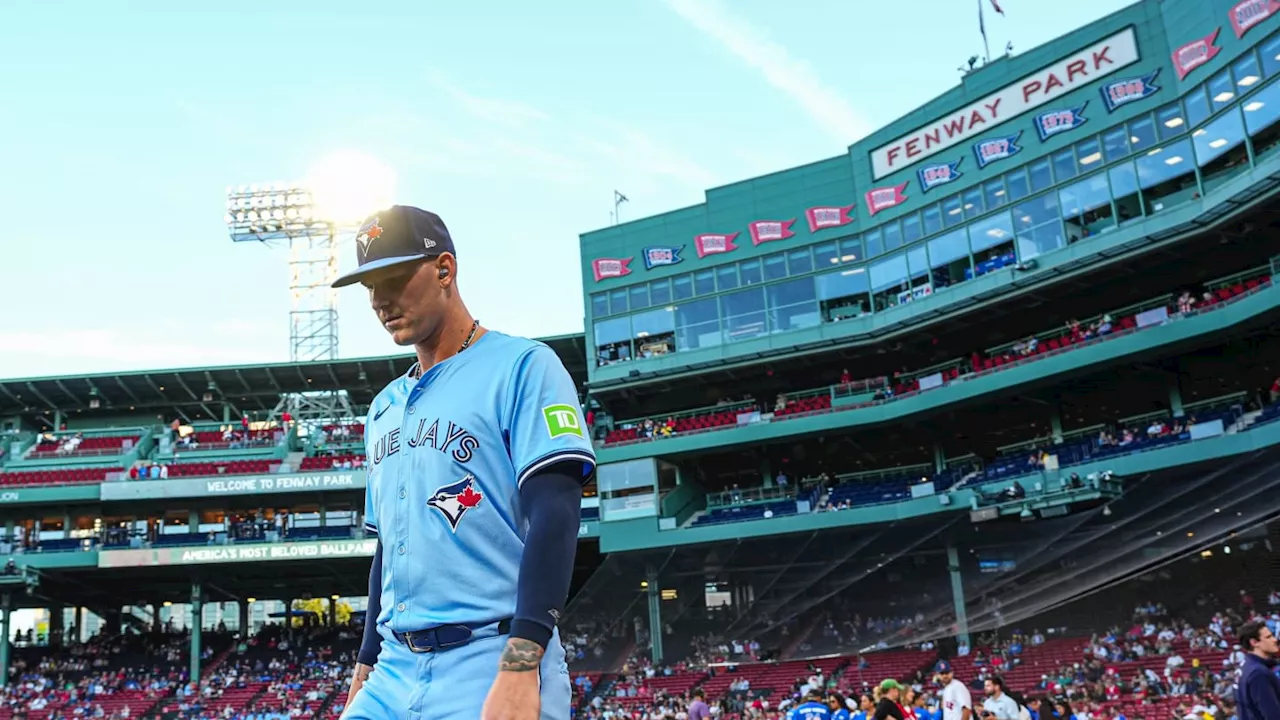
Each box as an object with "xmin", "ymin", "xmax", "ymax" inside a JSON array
[
  {"xmin": 382, "ymin": 319, "xmax": 419, "ymax": 345},
  {"xmin": 390, "ymin": 330, "xmax": 421, "ymax": 346}
]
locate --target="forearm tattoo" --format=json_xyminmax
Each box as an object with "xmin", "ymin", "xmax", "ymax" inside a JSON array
[
  {"xmin": 352, "ymin": 663, "xmax": 372, "ymax": 685},
  {"xmin": 498, "ymin": 638, "xmax": 544, "ymax": 672}
]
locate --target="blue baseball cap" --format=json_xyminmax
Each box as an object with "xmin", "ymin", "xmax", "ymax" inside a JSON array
[
  {"xmin": 332, "ymin": 205, "xmax": 456, "ymax": 288},
  {"xmin": 936, "ymin": 660, "xmax": 953, "ymax": 673}
]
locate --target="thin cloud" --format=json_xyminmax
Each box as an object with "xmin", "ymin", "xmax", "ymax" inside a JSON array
[
  {"xmin": 660, "ymin": 0, "xmax": 871, "ymax": 145},
  {"xmin": 405, "ymin": 76, "xmax": 721, "ymax": 197},
  {"xmin": 425, "ymin": 71, "xmax": 550, "ymax": 130}
]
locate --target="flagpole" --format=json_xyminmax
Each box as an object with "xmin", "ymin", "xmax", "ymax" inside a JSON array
[
  {"xmin": 614, "ymin": 190, "xmax": 629, "ymax": 226},
  {"xmin": 979, "ymin": 0, "xmax": 991, "ymax": 64}
]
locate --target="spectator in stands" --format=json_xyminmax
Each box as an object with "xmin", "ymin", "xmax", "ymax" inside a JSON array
[
  {"xmin": 980, "ymin": 677, "xmax": 1019, "ymax": 720},
  {"xmin": 1236, "ymin": 621, "xmax": 1280, "ymax": 720}
]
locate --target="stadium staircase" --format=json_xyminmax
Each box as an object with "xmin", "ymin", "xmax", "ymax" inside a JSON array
[
  {"xmin": 574, "ymin": 673, "xmax": 611, "ymax": 716},
  {"xmin": 284, "ymin": 449, "xmax": 306, "ymax": 470},
  {"xmin": 779, "ymin": 614, "xmax": 824, "ymax": 659},
  {"xmin": 608, "ymin": 638, "xmax": 638, "ymax": 672},
  {"xmin": 315, "ymin": 687, "xmax": 345, "ymax": 719}
]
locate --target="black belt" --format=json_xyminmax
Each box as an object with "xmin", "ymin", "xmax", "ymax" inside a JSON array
[{"xmin": 395, "ymin": 618, "xmax": 512, "ymax": 653}]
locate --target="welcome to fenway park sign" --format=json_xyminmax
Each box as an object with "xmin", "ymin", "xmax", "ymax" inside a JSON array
[
  {"xmin": 869, "ymin": 27, "xmax": 1141, "ymax": 180},
  {"xmin": 98, "ymin": 471, "xmax": 364, "ymax": 501}
]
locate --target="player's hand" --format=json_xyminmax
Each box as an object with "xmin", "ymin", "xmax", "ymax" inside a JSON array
[
  {"xmin": 339, "ymin": 662, "xmax": 373, "ymax": 720},
  {"xmin": 482, "ymin": 639, "xmax": 544, "ymax": 720}
]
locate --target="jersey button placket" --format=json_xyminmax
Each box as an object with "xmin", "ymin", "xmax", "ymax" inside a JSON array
[{"xmin": 394, "ymin": 398, "xmax": 414, "ymax": 619}]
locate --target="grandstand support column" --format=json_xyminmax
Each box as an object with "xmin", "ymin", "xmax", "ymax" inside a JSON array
[
  {"xmin": 1169, "ymin": 378, "xmax": 1185, "ymax": 418},
  {"xmin": 190, "ymin": 583, "xmax": 203, "ymax": 682},
  {"xmin": 238, "ymin": 600, "xmax": 249, "ymax": 634},
  {"xmin": 646, "ymin": 566, "xmax": 663, "ymax": 665},
  {"xmin": 933, "ymin": 445, "xmax": 946, "ymax": 474},
  {"xmin": 1050, "ymin": 407, "xmax": 1064, "ymax": 444},
  {"xmin": 945, "ymin": 546, "xmax": 970, "ymax": 649},
  {"xmin": 0, "ymin": 592, "xmax": 11, "ymax": 687},
  {"xmin": 49, "ymin": 604, "xmax": 64, "ymax": 649}
]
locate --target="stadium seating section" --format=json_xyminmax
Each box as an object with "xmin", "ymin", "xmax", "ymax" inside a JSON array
[
  {"xmin": 299, "ymin": 454, "xmax": 364, "ymax": 471},
  {"xmin": 27, "ymin": 433, "xmax": 140, "ymax": 458},
  {"xmin": 604, "ymin": 275, "xmax": 1272, "ymax": 447},
  {"xmin": 0, "ymin": 466, "xmax": 113, "ymax": 487},
  {"xmin": 168, "ymin": 459, "xmax": 274, "ymax": 478}
]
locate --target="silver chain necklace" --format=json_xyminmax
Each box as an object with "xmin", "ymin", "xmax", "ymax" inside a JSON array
[{"xmin": 410, "ymin": 320, "xmax": 480, "ymax": 380}]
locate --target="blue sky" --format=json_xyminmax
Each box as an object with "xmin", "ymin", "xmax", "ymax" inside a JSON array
[{"xmin": 0, "ymin": 0, "xmax": 1130, "ymax": 378}]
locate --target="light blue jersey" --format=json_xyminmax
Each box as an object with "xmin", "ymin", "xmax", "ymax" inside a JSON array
[{"xmin": 362, "ymin": 331, "xmax": 595, "ymax": 633}]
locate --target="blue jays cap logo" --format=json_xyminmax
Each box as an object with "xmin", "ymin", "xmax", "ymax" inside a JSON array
[
  {"xmin": 356, "ymin": 217, "xmax": 383, "ymax": 259},
  {"xmin": 973, "ymin": 131, "xmax": 1023, "ymax": 169},
  {"xmin": 1100, "ymin": 70, "xmax": 1161, "ymax": 113},
  {"xmin": 642, "ymin": 245, "xmax": 684, "ymax": 269},
  {"xmin": 917, "ymin": 158, "xmax": 963, "ymax": 193},
  {"xmin": 1033, "ymin": 103, "xmax": 1089, "ymax": 142},
  {"xmin": 427, "ymin": 474, "xmax": 484, "ymax": 532}
]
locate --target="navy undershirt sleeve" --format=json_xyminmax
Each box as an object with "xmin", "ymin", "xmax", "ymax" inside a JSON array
[
  {"xmin": 357, "ymin": 540, "xmax": 382, "ymax": 666},
  {"xmin": 510, "ymin": 463, "xmax": 584, "ymax": 648}
]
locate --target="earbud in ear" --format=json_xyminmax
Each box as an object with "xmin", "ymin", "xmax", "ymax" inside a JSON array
[{"xmin": 438, "ymin": 267, "xmax": 450, "ymax": 279}]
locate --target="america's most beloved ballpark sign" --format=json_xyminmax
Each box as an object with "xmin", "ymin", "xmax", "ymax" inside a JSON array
[
  {"xmin": 98, "ymin": 539, "xmax": 378, "ymax": 568},
  {"xmin": 870, "ymin": 27, "xmax": 1141, "ymax": 180}
]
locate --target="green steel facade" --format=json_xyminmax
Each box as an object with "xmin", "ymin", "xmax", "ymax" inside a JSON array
[{"xmin": 581, "ymin": 0, "xmax": 1280, "ymax": 384}]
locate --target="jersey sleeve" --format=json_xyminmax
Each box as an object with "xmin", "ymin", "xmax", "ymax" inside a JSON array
[
  {"xmin": 504, "ymin": 344, "xmax": 596, "ymax": 488},
  {"xmin": 362, "ymin": 412, "xmax": 378, "ymax": 537}
]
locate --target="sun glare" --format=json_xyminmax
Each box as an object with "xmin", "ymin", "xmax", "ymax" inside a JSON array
[{"xmin": 305, "ymin": 150, "xmax": 397, "ymax": 224}]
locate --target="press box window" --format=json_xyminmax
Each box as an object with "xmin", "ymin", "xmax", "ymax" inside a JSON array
[
  {"xmin": 1244, "ymin": 78, "xmax": 1280, "ymax": 159},
  {"xmin": 608, "ymin": 288, "xmax": 628, "ymax": 315},
  {"xmin": 649, "ymin": 279, "xmax": 672, "ymax": 306},
  {"xmin": 1156, "ymin": 103, "xmax": 1187, "ymax": 141},
  {"xmin": 928, "ymin": 228, "xmax": 971, "ymax": 290},
  {"xmin": 632, "ymin": 307, "xmax": 676, "ymax": 359},
  {"xmin": 816, "ymin": 267, "xmax": 870, "ymax": 321},
  {"xmin": 1193, "ymin": 106, "xmax": 1249, "ymax": 193},
  {"xmin": 590, "ymin": 293, "xmax": 608, "ymax": 318},
  {"xmin": 1135, "ymin": 138, "xmax": 1197, "ymax": 214}
]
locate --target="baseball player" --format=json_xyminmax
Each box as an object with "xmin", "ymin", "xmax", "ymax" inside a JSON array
[{"xmin": 333, "ymin": 206, "xmax": 595, "ymax": 720}]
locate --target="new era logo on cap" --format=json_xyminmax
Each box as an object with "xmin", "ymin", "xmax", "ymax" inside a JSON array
[{"xmin": 332, "ymin": 205, "xmax": 457, "ymax": 288}]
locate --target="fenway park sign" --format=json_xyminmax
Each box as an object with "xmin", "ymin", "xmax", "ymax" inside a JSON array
[{"xmin": 870, "ymin": 27, "xmax": 1141, "ymax": 180}]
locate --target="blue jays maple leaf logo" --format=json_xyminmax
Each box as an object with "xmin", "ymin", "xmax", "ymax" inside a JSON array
[
  {"xmin": 356, "ymin": 218, "xmax": 383, "ymax": 258},
  {"xmin": 427, "ymin": 474, "xmax": 484, "ymax": 532}
]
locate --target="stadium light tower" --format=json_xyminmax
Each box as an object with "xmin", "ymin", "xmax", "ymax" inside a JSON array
[
  {"xmin": 224, "ymin": 151, "xmax": 397, "ymax": 422},
  {"xmin": 225, "ymin": 183, "xmax": 342, "ymax": 362}
]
